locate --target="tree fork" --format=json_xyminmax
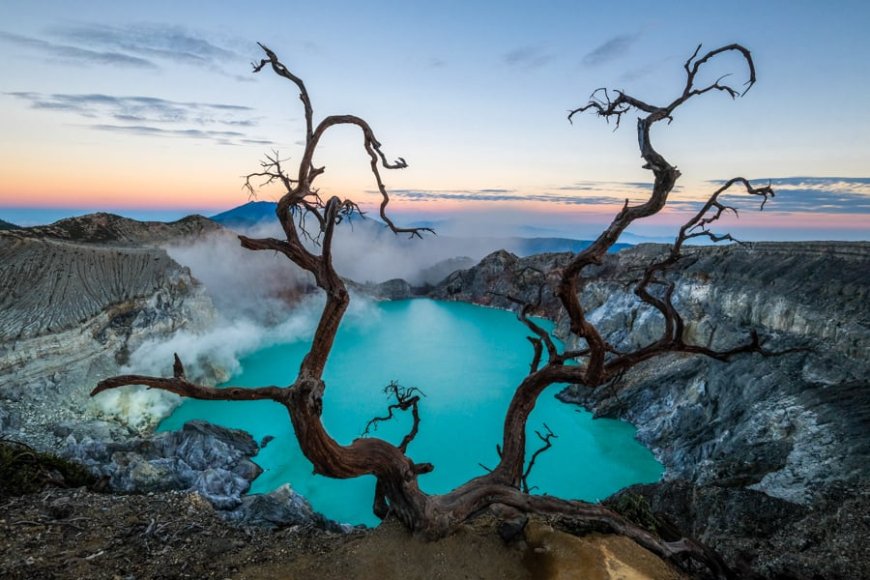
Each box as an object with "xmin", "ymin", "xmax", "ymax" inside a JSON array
[{"xmin": 91, "ymin": 43, "xmax": 783, "ymax": 579}]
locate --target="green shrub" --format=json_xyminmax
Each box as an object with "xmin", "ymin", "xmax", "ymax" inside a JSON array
[
  {"xmin": 606, "ymin": 493, "xmax": 660, "ymax": 535},
  {"xmin": 0, "ymin": 438, "xmax": 96, "ymax": 497}
]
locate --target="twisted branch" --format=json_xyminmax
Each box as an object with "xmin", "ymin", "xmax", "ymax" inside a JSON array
[
  {"xmin": 521, "ymin": 423, "xmax": 558, "ymax": 493},
  {"xmin": 89, "ymin": 43, "xmax": 782, "ymax": 579},
  {"xmin": 92, "ymin": 354, "xmax": 285, "ymax": 402},
  {"xmin": 559, "ymin": 43, "xmax": 757, "ymax": 387},
  {"xmin": 363, "ymin": 381, "xmax": 427, "ymax": 453}
]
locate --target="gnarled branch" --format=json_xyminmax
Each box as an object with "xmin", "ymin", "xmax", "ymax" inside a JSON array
[
  {"xmin": 558, "ymin": 43, "xmax": 757, "ymax": 387},
  {"xmin": 363, "ymin": 381, "xmax": 426, "ymax": 453},
  {"xmin": 91, "ymin": 354, "xmax": 285, "ymax": 402},
  {"xmin": 521, "ymin": 423, "xmax": 557, "ymax": 493},
  {"xmin": 90, "ymin": 42, "xmax": 781, "ymax": 580}
]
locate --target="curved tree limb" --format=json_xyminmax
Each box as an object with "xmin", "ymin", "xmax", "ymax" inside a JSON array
[
  {"xmin": 91, "ymin": 354, "xmax": 286, "ymax": 402},
  {"xmin": 559, "ymin": 43, "xmax": 757, "ymax": 387},
  {"xmin": 89, "ymin": 43, "xmax": 783, "ymax": 579}
]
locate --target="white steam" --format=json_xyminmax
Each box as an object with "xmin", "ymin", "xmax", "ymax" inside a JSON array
[
  {"xmin": 97, "ymin": 213, "xmax": 548, "ymax": 431},
  {"xmin": 234, "ymin": 216, "xmax": 536, "ymax": 286},
  {"xmin": 166, "ymin": 229, "xmax": 315, "ymax": 323},
  {"xmin": 97, "ymin": 228, "xmax": 390, "ymax": 430}
]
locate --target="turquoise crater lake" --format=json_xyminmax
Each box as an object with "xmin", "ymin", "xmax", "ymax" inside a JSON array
[{"xmin": 159, "ymin": 299, "xmax": 662, "ymax": 526}]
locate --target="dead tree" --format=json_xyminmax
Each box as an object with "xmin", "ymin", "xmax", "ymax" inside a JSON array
[{"xmin": 93, "ymin": 42, "xmax": 775, "ymax": 578}]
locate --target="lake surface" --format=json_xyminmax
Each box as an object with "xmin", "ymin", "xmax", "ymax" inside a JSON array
[{"xmin": 159, "ymin": 299, "xmax": 662, "ymax": 526}]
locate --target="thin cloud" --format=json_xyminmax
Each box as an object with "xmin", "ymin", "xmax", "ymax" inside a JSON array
[
  {"xmin": 0, "ymin": 23, "xmax": 250, "ymax": 79},
  {"xmin": 0, "ymin": 31, "xmax": 157, "ymax": 68},
  {"xmin": 557, "ymin": 180, "xmax": 675, "ymax": 193},
  {"xmin": 503, "ymin": 46, "xmax": 552, "ymax": 70},
  {"xmin": 764, "ymin": 176, "xmax": 870, "ymax": 191},
  {"xmin": 618, "ymin": 55, "xmax": 676, "ymax": 83},
  {"xmin": 89, "ymin": 123, "xmax": 262, "ymax": 147},
  {"xmin": 91, "ymin": 124, "xmax": 245, "ymax": 137},
  {"xmin": 708, "ymin": 177, "xmax": 870, "ymax": 214},
  {"xmin": 387, "ymin": 181, "xmax": 696, "ymax": 208},
  {"xmin": 582, "ymin": 34, "xmax": 639, "ymax": 66},
  {"xmin": 388, "ymin": 188, "xmax": 629, "ymax": 206},
  {"xmin": 619, "ymin": 66, "xmax": 651, "ymax": 82},
  {"xmin": 5, "ymin": 91, "xmax": 273, "ymax": 146},
  {"xmin": 50, "ymin": 23, "xmax": 237, "ymax": 68},
  {"xmin": 6, "ymin": 92, "xmax": 257, "ymax": 126}
]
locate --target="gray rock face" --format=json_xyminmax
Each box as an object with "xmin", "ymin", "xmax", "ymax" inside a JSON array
[
  {"xmin": 5, "ymin": 212, "xmax": 220, "ymax": 245},
  {"xmin": 0, "ymin": 217, "xmax": 218, "ymax": 450},
  {"xmin": 225, "ymin": 484, "xmax": 351, "ymax": 532},
  {"xmin": 417, "ymin": 256, "xmax": 476, "ymax": 287},
  {"xmin": 63, "ymin": 421, "xmax": 262, "ymax": 510},
  {"xmin": 432, "ymin": 242, "xmax": 870, "ymax": 502},
  {"xmin": 431, "ymin": 249, "xmax": 568, "ymax": 313},
  {"xmin": 350, "ymin": 278, "xmax": 415, "ymax": 300},
  {"xmin": 61, "ymin": 420, "xmax": 349, "ymax": 529},
  {"xmin": 609, "ymin": 480, "xmax": 870, "ymax": 579},
  {"xmin": 0, "ymin": 236, "xmax": 200, "ymax": 340},
  {"xmin": 433, "ymin": 242, "xmax": 869, "ymax": 578},
  {"xmin": 568, "ymin": 243, "xmax": 869, "ymax": 504}
]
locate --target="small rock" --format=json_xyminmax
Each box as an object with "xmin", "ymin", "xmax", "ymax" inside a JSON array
[{"xmin": 47, "ymin": 497, "xmax": 73, "ymax": 519}]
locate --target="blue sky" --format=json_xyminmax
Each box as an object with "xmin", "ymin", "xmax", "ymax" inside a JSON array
[{"xmin": 0, "ymin": 0, "xmax": 868, "ymax": 240}]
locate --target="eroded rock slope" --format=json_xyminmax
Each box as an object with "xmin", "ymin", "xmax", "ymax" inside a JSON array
[
  {"xmin": 431, "ymin": 242, "xmax": 869, "ymax": 576},
  {"xmin": 432, "ymin": 242, "xmax": 869, "ymax": 501},
  {"xmin": 0, "ymin": 215, "xmax": 217, "ymax": 449}
]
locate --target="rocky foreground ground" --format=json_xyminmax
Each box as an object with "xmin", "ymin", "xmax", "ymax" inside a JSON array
[{"xmin": 0, "ymin": 486, "xmax": 689, "ymax": 580}]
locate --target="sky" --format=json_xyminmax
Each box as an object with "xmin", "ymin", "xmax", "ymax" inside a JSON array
[{"xmin": 0, "ymin": 0, "xmax": 868, "ymax": 240}]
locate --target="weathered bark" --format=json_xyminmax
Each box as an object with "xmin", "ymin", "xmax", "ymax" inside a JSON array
[{"xmin": 92, "ymin": 43, "xmax": 779, "ymax": 578}]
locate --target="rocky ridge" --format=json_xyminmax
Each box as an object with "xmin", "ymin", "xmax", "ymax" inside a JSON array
[
  {"xmin": 0, "ymin": 222, "xmax": 216, "ymax": 449},
  {"xmin": 5, "ymin": 212, "xmax": 220, "ymax": 245},
  {"xmin": 0, "ymin": 213, "xmax": 350, "ymax": 533},
  {"xmin": 431, "ymin": 241, "xmax": 870, "ymax": 577},
  {"xmin": 431, "ymin": 242, "xmax": 869, "ymax": 500}
]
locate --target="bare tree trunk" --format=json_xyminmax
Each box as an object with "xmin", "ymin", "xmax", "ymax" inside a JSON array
[{"xmin": 92, "ymin": 42, "xmax": 783, "ymax": 578}]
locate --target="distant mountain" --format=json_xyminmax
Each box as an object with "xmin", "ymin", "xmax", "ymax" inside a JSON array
[
  {"xmin": 617, "ymin": 231, "xmax": 674, "ymax": 244},
  {"xmin": 0, "ymin": 219, "xmax": 20, "ymax": 230},
  {"xmin": 211, "ymin": 201, "xmax": 278, "ymax": 230},
  {"xmin": 211, "ymin": 201, "xmax": 433, "ymax": 240},
  {"xmin": 211, "ymin": 201, "xmax": 631, "ymax": 257},
  {"xmin": 505, "ymin": 237, "xmax": 629, "ymax": 255},
  {"xmin": 3, "ymin": 212, "xmax": 221, "ymax": 245}
]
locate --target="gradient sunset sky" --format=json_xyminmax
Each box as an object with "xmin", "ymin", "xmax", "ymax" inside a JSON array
[{"xmin": 1, "ymin": 0, "xmax": 868, "ymax": 240}]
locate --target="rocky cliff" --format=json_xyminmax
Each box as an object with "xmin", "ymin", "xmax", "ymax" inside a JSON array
[
  {"xmin": 0, "ymin": 213, "xmax": 342, "ymax": 530},
  {"xmin": 432, "ymin": 241, "xmax": 870, "ymax": 577},
  {"xmin": 0, "ymin": 216, "xmax": 218, "ymax": 454},
  {"xmin": 432, "ymin": 242, "xmax": 869, "ymax": 498}
]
